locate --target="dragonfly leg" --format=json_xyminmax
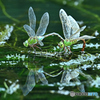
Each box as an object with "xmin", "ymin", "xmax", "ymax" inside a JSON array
[
  {"xmin": 64, "ymin": 47, "xmax": 66, "ymax": 52},
  {"xmin": 31, "ymin": 45, "xmax": 36, "ymax": 52},
  {"xmin": 81, "ymin": 39, "xmax": 86, "ymax": 51},
  {"xmin": 66, "ymin": 46, "xmax": 72, "ymax": 53},
  {"xmin": 34, "ymin": 44, "xmax": 42, "ymax": 51}
]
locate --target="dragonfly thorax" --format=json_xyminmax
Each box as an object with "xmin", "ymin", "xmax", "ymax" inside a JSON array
[{"xmin": 28, "ymin": 37, "xmax": 37, "ymax": 45}]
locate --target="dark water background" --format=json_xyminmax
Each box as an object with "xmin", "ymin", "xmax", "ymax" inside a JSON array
[{"xmin": 0, "ymin": 0, "xmax": 100, "ymax": 100}]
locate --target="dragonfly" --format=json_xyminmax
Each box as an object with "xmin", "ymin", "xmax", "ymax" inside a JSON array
[
  {"xmin": 23, "ymin": 7, "xmax": 49, "ymax": 50},
  {"xmin": 21, "ymin": 66, "xmax": 48, "ymax": 96},
  {"xmin": 58, "ymin": 9, "xmax": 95, "ymax": 52}
]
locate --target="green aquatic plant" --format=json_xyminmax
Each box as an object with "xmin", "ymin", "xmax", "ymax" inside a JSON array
[
  {"xmin": 0, "ymin": 0, "xmax": 19, "ymax": 23},
  {"xmin": 0, "ymin": 54, "xmax": 28, "ymax": 66},
  {"xmin": 1, "ymin": 79, "xmax": 19, "ymax": 98},
  {"xmin": 6, "ymin": 54, "xmax": 28, "ymax": 61},
  {"xmin": 0, "ymin": 24, "xmax": 13, "ymax": 47},
  {"xmin": 58, "ymin": 9, "xmax": 95, "ymax": 52}
]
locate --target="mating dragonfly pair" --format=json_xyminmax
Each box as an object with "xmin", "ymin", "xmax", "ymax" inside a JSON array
[{"xmin": 23, "ymin": 7, "xmax": 95, "ymax": 52}]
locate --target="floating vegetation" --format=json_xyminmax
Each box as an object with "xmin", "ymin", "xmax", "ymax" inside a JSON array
[
  {"xmin": 0, "ymin": 24, "xmax": 13, "ymax": 47},
  {"xmin": 50, "ymin": 53, "xmax": 100, "ymax": 70},
  {"xmin": 94, "ymin": 30, "xmax": 99, "ymax": 36},
  {"xmin": 6, "ymin": 54, "xmax": 28, "ymax": 61},
  {"xmin": 0, "ymin": 54, "xmax": 28, "ymax": 66},
  {"xmin": 0, "ymin": 79, "xmax": 20, "ymax": 98},
  {"xmin": 91, "ymin": 76, "xmax": 100, "ymax": 88},
  {"xmin": 73, "ymin": 43, "xmax": 100, "ymax": 49},
  {"xmin": 50, "ymin": 90, "xmax": 69, "ymax": 96}
]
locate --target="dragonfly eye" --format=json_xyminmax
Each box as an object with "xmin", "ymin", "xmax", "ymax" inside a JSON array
[
  {"xmin": 23, "ymin": 40, "xmax": 28, "ymax": 47},
  {"xmin": 58, "ymin": 41, "xmax": 64, "ymax": 48}
]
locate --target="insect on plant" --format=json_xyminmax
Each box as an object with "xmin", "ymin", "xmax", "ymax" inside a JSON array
[
  {"xmin": 58, "ymin": 9, "xmax": 95, "ymax": 52},
  {"xmin": 23, "ymin": 7, "xmax": 49, "ymax": 51}
]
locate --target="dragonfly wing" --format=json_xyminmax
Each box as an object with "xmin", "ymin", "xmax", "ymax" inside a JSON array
[
  {"xmin": 37, "ymin": 72, "xmax": 48, "ymax": 85},
  {"xmin": 61, "ymin": 71, "xmax": 71, "ymax": 83},
  {"xmin": 68, "ymin": 15, "xmax": 80, "ymax": 39},
  {"xmin": 37, "ymin": 66, "xmax": 48, "ymax": 85},
  {"xmin": 70, "ymin": 26, "xmax": 86, "ymax": 39},
  {"xmin": 80, "ymin": 26, "xmax": 86, "ymax": 32},
  {"xmin": 23, "ymin": 24, "xmax": 35, "ymax": 37},
  {"xmin": 27, "ymin": 69, "xmax": 35, "ymax": 91},
  {"xmin": 21, "ymin": 84, "xmax": 30, "ymax": 96},
  {"xmin": 28, "ymin": 7, "xmax": 36, "ymax": 31},
  {"xmin": 78, "ymin": 35, "xmax": 96, "ymax": 40},
  {"xmin": 59, "ymin": 9, "xmax": 71, "ymax": 39},
  {"xmin": 60, "ymin": 70, "xmax": 67, "ymax": 83},
  {"xmin": 35, "ymin": 74, "xmax": 39, "ymax": 83},
  {"xmin": 21, "ymin": 69, "xmax": 35, "ymax": 96},
  {"xmin": 38, "ymin": 41, "xmax": 44, "ymax": 46},
  {"xmin": 36, "ymin": 12, "xmax": 49, "ymax": 36}
]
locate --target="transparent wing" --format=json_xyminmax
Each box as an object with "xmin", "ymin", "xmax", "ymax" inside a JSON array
[
  {"xmin": 78, "ymin": 84, "xmax": 85, "ymax": 92},
  {"xmin": 77, "ymin": 35, "xmax": 96, "ymax": 40},
  {"xmin": 36, "ymin": 12, "xmax": 49, "ymax": 36},
  {"xmin": 21, "ymin": 69, "xmax": 35, "ymax": 96},
  {"xmin": 21, "ymin": 84, "xmax": 29, "ymax": 96},
  {"xmin": 38, "ymin": 41, "xmax": 44, "ymax": 46},
  {"xmin": 37, "ymin": 67, "xmax": 48, "ymax": 85},
  {"xmin": 35, "ymin": 74, "xmax": 39, "ymax": 83},
  {"xmin": 59, "ymin": 9, "xmax": 71, "ymax": 39},
  {"xmin": 80, "ymin": 26, "xmax": 86, "ymax": 32},
  {"xmin": 69, "ymin": 29, "xmax": 80, "ymax": 39},
  {"xmin": 68, "ymin": 15, "xmax": 80, "ymax": 39},
  {"xmin": 37, "ymin": 72, "xmax": 48, "ymax": 85},
  {"xmin": 70, "ymin": 26, "xmax": 86, "ymax": 39},
  {"xmin": 28, "ymin": 7, "xmax": 36, "ymax": 31},
  {"xmin": 23, "ymin": 24, "xmax": 35, "ymax": 37},
  {"xmin": 60, "ymin": 70, "xmax": 67, "ymax": 83},
  {"xmin": 27, "ymin": 70, "xmax": 35, "ymax": 91}
]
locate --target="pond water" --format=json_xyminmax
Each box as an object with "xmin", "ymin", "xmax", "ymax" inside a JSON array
[{"xmin": 0, "ymin": 0, "xmax": 100, "ymax": 100}]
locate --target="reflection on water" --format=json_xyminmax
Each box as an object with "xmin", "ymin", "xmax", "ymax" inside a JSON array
[
  {"xmin": 21, "ymin": 62, "xmax": 48, "ymax": 96},
  {"xmin": 0, "ymin": 79, "xmax": 19, "ymax": 98}
]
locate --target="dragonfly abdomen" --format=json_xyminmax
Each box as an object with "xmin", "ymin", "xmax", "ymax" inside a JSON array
[{"xmin": 64, "ymin": 39, "xmax": 77, "ymax": 46}]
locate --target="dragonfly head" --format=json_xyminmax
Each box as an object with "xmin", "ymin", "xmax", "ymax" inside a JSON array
[
  {"xmin": 23, "ymin": 40, "xmax": 28, "ymax": 47},
  {"xmin": 58, "ymin": 41, "xmax": 64, "ymax": 48}
]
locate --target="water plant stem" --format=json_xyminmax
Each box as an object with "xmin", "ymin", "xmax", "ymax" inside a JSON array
[{"xmin": 0, "ymin": 0, "xmax": 20, "ymax": 23}]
